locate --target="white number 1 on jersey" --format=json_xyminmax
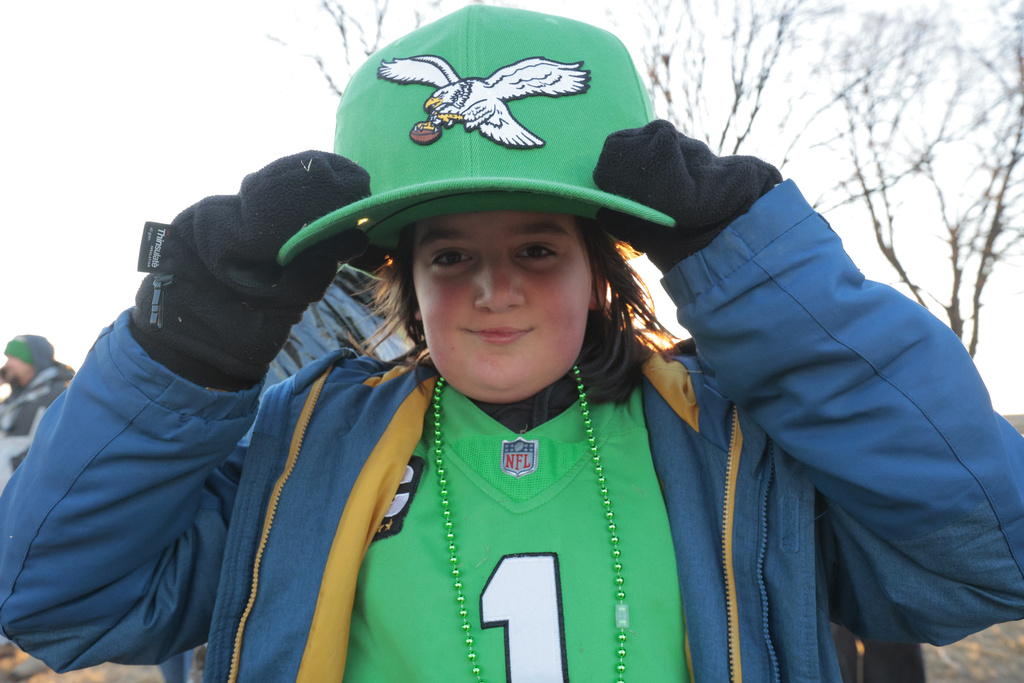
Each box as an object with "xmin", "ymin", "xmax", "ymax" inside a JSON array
[{"xmin": 480, "ymin": 553, "xmax": 569, "ymax": 683}]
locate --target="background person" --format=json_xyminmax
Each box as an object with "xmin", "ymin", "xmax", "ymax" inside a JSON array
[{"xmin": 0, "ymin": 335, "xmax": 74, "ymax": 489}]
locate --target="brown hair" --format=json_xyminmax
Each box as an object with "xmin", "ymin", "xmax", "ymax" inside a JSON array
[{"xmin": 364, "ymin": 217, "xmax": 677, "ymax": 403}]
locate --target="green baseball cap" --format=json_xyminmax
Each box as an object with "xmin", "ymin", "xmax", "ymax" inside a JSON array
[{"xmin": 278, "ymin": 5, "xmax": 675, "ymax": 265}]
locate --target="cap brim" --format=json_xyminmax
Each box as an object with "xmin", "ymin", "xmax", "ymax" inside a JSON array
[{"xmin": 278, "ymin": 178, "xmax": 675, "ymax": 265}]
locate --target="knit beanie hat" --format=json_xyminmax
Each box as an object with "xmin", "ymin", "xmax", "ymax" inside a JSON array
[
  {"xmin": 278, "ymin": 5, "xmax": 674, "ymax": 264},
  {"xmin": 4, "ymin": 337, "xmax": 33, "ymax": 366}
]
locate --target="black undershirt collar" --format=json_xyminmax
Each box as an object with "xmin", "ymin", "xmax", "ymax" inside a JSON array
[{"xmin": 470, "ymin": 376, "xmax": 577, "ymax": 433}]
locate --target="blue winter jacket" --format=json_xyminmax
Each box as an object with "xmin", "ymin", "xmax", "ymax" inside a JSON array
[{"xmin": 1, "ymin": 181, "xmax": 1022, "ymax": 682}]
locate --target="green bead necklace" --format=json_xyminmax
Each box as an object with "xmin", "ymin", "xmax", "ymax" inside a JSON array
[{"xmin": 431, "ymin": 366, "xmax": 629, "ymax": 683}]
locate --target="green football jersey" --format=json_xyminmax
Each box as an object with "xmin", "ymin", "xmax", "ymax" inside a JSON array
[{"xmin": 345, "ymin": 385, "xmax": 688, "ymax": 682}]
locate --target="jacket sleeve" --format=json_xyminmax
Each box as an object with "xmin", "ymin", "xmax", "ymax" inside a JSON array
[
  {"xmin": 0, "ymin": 310, "xmax": 261, "ymax": 670},
  {"xmin": 663, "ymin": 180, "xmax": 1024, "ymax": 643}
]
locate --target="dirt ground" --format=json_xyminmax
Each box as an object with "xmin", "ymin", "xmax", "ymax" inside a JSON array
[
  {"xmin": 0, "ymin": 646, "xmax": 162, "ymax": 683},
  {"xmin": 922, "ymin": 620, "xmax": 1024, "ymax": 683},
  {"xmin": 1, "ymin": 619, "xmax": 1022, "ymax": 682}
]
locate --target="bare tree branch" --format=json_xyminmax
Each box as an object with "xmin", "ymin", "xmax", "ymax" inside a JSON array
[
  {"xmin": 821, "ymin": 0, "xmax": 1024, "ymax": 354},
  {"xmin": 636, "ymin": 0, "xmax": 841, "ymax": 174}
]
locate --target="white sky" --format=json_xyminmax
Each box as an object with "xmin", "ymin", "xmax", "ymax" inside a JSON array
[{"xmin": 1, "ymin": 0, "xmax": 1020, "ymax": 414}]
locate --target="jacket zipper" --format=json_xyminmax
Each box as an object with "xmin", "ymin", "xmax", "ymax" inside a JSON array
[
  {"xmin": 226, "ymin": 370, "xmax": 330, "ymax": 683},
  {"xmin": 757, "ymin": 442, "xmax": 780, "ymax": 681},
  {"xmin": 722, "ymin": 407, "xmax": 743, "ymax": 682}
]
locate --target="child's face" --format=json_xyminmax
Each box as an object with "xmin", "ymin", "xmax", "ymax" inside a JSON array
[{"xmin": 412, "ymin": 210, "xmax": 597, "ymax": 404}]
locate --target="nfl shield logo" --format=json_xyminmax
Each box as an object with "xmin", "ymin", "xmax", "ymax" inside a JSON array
[{"xmin": 501, "ymin": 438, "xmax": 539, "ymax": 478}]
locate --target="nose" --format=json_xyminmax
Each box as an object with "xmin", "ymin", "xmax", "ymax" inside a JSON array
[{"xmin": 474, "ymin": 259, "xmax": 524, "ymax": 312}]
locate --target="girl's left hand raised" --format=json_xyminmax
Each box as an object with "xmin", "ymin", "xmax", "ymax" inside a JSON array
[{"xmin": 592, "ymin": 120, "xmax": 780, "ymax": 272}]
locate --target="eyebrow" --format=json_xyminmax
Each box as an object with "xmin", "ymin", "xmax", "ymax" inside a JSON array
[
  {"xmin": 415, "ymin": 226, "xmax": 461, "ymax": 249},
  {"xmin": 415, "ymin": 220, "xmax": 572, "ymax": 249}
]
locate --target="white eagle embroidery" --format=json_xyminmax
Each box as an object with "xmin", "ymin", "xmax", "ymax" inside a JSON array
[{"xmin": 378, "ymin": 55, "xmax": 590, "ymax": 148}]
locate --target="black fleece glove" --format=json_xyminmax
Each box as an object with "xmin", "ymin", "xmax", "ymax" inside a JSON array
[
  {"xmin": 130, "ymin": 151, "xmax": 371, "ymax": 390},
  {"xmin": 593, "ymin": 120, "xmax": 782, "ymax": 272}
]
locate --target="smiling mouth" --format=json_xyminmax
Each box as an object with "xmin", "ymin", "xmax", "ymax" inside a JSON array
[{"xmin": 472, "ymin": 328, "xmax": 529, "ymax": 344}]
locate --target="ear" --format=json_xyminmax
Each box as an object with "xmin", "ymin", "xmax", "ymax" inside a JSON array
[{"xmin": 414, "ymin": 309, "xmax": 423, "ymax": 321}]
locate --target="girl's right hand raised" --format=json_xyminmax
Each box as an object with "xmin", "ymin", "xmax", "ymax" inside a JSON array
[{"xmin": 130, "ymin": 151, "xmax": 371, "ymax": 390}]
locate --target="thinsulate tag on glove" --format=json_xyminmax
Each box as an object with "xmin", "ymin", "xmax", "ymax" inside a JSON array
[
  {"xmin": 137, "ymin": 221, "xmax": 177, "ymax": 328},
  {"xmin": 138, "ymin": 222, "xmax": 175, "ymax": 273}
]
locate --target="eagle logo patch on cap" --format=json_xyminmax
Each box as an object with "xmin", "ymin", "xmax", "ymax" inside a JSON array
[{"xmin": 377, "ymin": 55, "xmax": 590, "ymax": 149}]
